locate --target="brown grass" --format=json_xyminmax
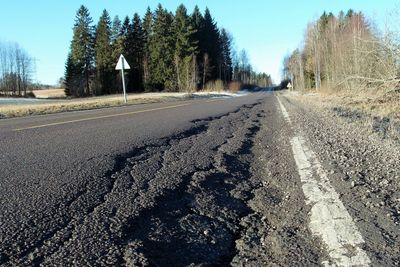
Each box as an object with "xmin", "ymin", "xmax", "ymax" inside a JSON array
[
  {"xmin": 33, "ymin": 89, "xmax": 66, "ymax": 99},
  {"xmin": 228, "ymin": 81, "xmax": 242, "ymax": 92},
  {"xmin": 0, "ymin": 93, "xmax": 188, "ymax": 118},
  {"xmin": 204, "ymin": 79, "xmax": 225, "ymax": 92},
  {"xmin": 0, "ymin": 91, "xmax": 247, "ymax": 119},
  {"xmin": 295, "ymin": 88, "xmax": 400, "ymax": 122}
]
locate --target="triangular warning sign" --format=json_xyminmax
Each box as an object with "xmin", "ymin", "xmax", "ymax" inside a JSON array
[{"xmin": 115, "ymin": 54, "xmax": 131, "ymax": 70}]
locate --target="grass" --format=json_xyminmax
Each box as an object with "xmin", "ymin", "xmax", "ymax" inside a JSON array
[
  {"xmin": 33, "ymin": 88, "xmax": 66, "ymax": 99},
  {"xmin": 293, "ymin": 88, "xmax": 400, "ymax": 122},
  {"xmin": 0, "ymin": 91, "xmax": 242, "ymax": 119},
  {"xmin": 0, "ymin": 93, "xmax": 191, "ymax": 118}
]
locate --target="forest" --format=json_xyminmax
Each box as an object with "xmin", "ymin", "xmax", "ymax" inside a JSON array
[
  {"xmin": 282, "ymin": 9, "xmax": 400, "ymax": 93},
  {"xmin": 65, "ymin": 4, "xmax": 272, "ymax": 97}
]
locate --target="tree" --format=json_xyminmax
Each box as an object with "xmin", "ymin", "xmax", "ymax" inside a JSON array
[
  {"xmin": 148, "ymin": 4, "xmax": 175, "ymax": 90},
  {"xmin": 283, "ymin": 10, "xmax": 388, "ymax": 92},
  {"xmin": 64, "ymin": 4, "xmax": 269, "ymax": 95},
  {"xmin": 219, "ymin": 28, "xmax": 233, "ymax": 83},
  {"xmin": 202, "ymin": 8, "xmax": 221, "ymax": 82},
  {"xmin": 0, "ymin": 41, "xmax": 34, "ymax": 97},
  {"xmin": 142, "ymin": 7, "xmax": 153, "ymax": 90},
  {"xmin": 69, "ymin": 5, "xmax": 95, "ymax": 96},
  {"xmin": 110, "ymin": 15, "xmax": 126, "ymax": 93},
  {"xmin": 94, "ymin": 9, "xmax": 113, "ymax": 95},
  {"xmin": 173, "ymin": 4, "xmax": 198, "ymax": 92},
  {"xmin": 191, "ymin": 5, "xmax": 205, "ymax": 89},
  {"xmin": 125, "ymin": 13, "xmax": 145, "ymax": 92},
  {"xmin": 64, "ymin": 53, "xmax": 80, "ymax": 96}
]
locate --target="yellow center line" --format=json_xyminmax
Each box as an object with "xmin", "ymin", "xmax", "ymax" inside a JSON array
[
  {"xmin": 13, "ymin": 103, "xmax": 190, "ymax": 131},
  {"xmin": 205, "ymin": 98, "xmax": 224, "ymax": 103}
]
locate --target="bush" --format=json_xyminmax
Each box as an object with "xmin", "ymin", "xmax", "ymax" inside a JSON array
[
  {"xmin": 228, "ymin": 81, "xmax": 242, "ymax": 92},
  {"xmin": 204, "ymin": 79, "xmax": 224, "ymax": 92}
]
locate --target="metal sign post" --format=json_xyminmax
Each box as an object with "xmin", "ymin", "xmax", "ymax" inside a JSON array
[{"xmin": 115, "ymin": 54, "xmax": 131, "ymax": 104}]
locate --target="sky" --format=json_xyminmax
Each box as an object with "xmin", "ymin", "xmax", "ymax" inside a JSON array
[{"xmin": 0, "ymin": 1, "xmax": 399, "ymax": 85}]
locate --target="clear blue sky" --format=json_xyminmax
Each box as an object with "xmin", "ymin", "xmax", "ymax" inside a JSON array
[{"xmin": 0, "ymin": 1, "xmax": 398, "ymax": 85}]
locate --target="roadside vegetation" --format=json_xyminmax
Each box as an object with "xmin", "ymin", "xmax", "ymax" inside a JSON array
[
  {"xmin": 0, "ymin": 93, "xmax": 186, "ymax": 118},
  {"xmin": 282, "ymin": 9, "xmax": 400, "ymax": 123},
  {"xmin": 65, "ymin": 4, "xmax": 272, "ymax": 97}
]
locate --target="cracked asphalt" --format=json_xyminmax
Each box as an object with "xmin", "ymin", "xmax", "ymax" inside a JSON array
[{"xmin": 0, "ymin": 91, "xmax": 399, "ymax": 266}]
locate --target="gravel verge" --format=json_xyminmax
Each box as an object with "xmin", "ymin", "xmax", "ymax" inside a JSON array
[{"xmin": 282, "ymin": 92, "xmax": 400, "ymax": 266}]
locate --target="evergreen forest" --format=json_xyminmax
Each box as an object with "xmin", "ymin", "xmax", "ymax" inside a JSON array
[{"xmin": 65, "ymin": 4, "xmax": 272, "ymax": 97}]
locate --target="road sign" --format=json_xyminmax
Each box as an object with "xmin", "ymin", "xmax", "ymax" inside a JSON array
[
  {"xmin": 287, "ymin": 82, "xmax": 293, "ymax": 90},
  {"xmin": 115, "ymin": 55, "xmax": 131, "ymax": 70},
  {"xmin": 115, "ymin": 55, "xmax": 130, "ymax": 103}
]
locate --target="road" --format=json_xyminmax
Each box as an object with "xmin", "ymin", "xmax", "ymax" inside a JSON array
[{"xmin": 0, "ymin": 91, "xmax": 399, "ymax": 266}]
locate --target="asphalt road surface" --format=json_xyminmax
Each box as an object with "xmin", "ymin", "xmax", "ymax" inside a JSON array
[{"xmin": 0, "ymin": 91, "xmax": 399, "ymax": 266}]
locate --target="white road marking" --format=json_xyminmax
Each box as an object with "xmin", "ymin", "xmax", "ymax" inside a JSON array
[
  {"xmin": 291, "ymin": 136, "xmax": 371, "ymax": 266},
  {"xmin": 277, "ymin": 95, "xmax": 371, "ymax": 266},
  {"xmin": 276, "ymin": 96, "xmax": 291, "ymax": 123}
]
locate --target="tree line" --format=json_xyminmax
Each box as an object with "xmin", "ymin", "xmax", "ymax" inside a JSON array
[
  {"xmin": 65, "ymin": 4, "xmax": 272, "ymax": 97},
  {"xmin": 282, "ymin": 9, "xmax": 400, "ymax": 92},
  {"xmin": 0, "ymin": 41, "xmax": 34, "ymax": 97}
]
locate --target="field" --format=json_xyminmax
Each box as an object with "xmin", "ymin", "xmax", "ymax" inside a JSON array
[{"xmin": 33, "ymin": 88, "xmax": 66, "ymax": 99}]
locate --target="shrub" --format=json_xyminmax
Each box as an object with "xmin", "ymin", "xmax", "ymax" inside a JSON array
[
  {"xmin": 228, "ymin": 81, "xmax": 242, "ymax": 92},
  {"xmin": 203, "ymin": 79, "xmax": 224, "ymax": 92}
]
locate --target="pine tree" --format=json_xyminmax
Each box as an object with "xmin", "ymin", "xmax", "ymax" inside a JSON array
[
  {"xmin": 69, "ymin": 5, "xmax": 94, "ymax": 96},
  {"xmin": 95, "ymin": 9, "xmax": 113, "ymax": 95},
  {"xmin": 173, "ymin": 4, "xmax": 198, "ymax": 92},
  {"xmin": 149, "ymin": 4, "xmax": 175, "ymax": 90}
]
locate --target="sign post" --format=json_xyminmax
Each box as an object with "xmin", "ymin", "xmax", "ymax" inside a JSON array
[
  {"xmin": 287, "ymin": 82, "xmax": 293, "ymax": 91},
  {"xmin": 115, "ymin": 54, "xmax": 131, "ymax": 103}
]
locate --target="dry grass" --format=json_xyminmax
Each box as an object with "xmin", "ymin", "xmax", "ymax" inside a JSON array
[
  {"xmin": 0, "ymin": 93, "xmax": 189, "ymax": 118},
  {"xmin": 33, "ymin": 89, "xmax": 66, "ymax": 99},
  {"xmin": 0, "ymin": 90, "xmax": 242, "ymax": 119},
  {"xmin": 228, "ymin": 81, "xmax": 242, "ymax": 92},
  {"xmin": 204, "ymin": 79, "xmax": 225, "ymax": 92},
  {"xmin": 294, "ymin": 88, "xmax": 400, "ymax": 122}
]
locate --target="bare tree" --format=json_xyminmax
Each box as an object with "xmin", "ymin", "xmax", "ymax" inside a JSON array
[{"xmin": 0, "ymin": 41, "xmax": 34, "ymax": 96}]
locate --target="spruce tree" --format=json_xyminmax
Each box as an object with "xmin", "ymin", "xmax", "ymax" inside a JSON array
[
  {"xmin": 142, "ymin": 7, "xmax": 153, "ymax": 90},
  {"xmin": 129, "ymin": 13, "xmax": 145, "ymax": 92},
  {"xmin": 64, "ymin": 53, "xmax": 79, "ymax": 96},
  {"xmin": 202, "ymin": 8, "xmax": 221, "ymax": 82},
  {"xmin": 69, "ymin": 5, "xmax": 94, "ymax": 96},
  {"xmin": 149, "ymin": 4, "xmax": 175, "ymax": 90},
  {"xmin": 191, "ymin": 5, "xmax": 205, "ymax": 89},
  {"xmin": 173, "ymin": 4, "xmax": 198, "ymax": 92},
  {"xmin": 219, "ymin": 28, "xmax": 233, "ymax": 83},
  {"xmin": 111, "ymin": 15, "xmax": 122, "ymax": 44},
  {"xmin": 111, "ymin": 16, "xmax": 125, "ymax": 93},
  {"xmin": 111, "ymin": 16, "xmax": 124, "ymax": 61},
  {"xmin": 95, "ymin": 9, "xmax": 113, "ymax": 95}
]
